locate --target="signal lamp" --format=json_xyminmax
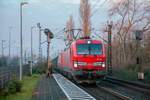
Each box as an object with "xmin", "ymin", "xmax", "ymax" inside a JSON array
[{"xmin": 44, "ymin": 28, "xmax": 54, "ymax": 39}]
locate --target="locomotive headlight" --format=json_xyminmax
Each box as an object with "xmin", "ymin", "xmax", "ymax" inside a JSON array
[
  {"xmin": 74, "ymin": 62, "xmax": 78, "ymax": 68},
  {"xmin": 102, "ymin": 63, "xmax": 105, "ymax": 68},
  {"xmin": 93, "ymin": 62, "xmax": 106, "ymax": 67}
]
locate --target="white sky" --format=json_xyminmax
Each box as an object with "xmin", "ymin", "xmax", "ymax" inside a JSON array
[{"xmin": 0, "ymin": 0, "xmax": 109, "ymax": 59}]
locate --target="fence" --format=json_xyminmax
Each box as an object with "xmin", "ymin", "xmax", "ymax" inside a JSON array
[{"xmin": 0, "ymin": 65, "xmax": 30, "ymax": 89}]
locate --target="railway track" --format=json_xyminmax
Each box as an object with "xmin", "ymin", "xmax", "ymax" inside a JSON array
[
  {"xmin": 57, "ymin": 73, "xmax": 133, "ymax": 100},
  {"xmin": 79, "ymin": 84, "xmax": 132, "ymax": 100},
  {"xmin": 51, "ymin": 71, "xmax": 149, "ymax": 100},
  {"xmin": 105, "ymin": 77, "xmax": 150, "ymax": 95},
  {"xmin": 96, "ymin": 77, "xmax": 150, "ymax": 100},
  {"xmin": 97, "ymin": 85, "xmax": 132, "ymax": 100},
  {"xmin": 73, "ymin": 77, "xmax": 150, "ymax": 100}
]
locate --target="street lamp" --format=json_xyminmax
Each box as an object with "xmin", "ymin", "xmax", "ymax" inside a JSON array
[
  {"xmin": 20, "ymin": 2, "xmax": 28, "ymax": 81},
  {"xmin": 30, "ymin": 26, "xmax": 36, "ymax": 76},
  {"xmin": 1, "ymin": 40, "xmax": 5, "ymax": 57},
  {"xmin": 44, "ymin": 28, "xmax": 54, "ymax": 77},
  {"xmin": 37, "ymin": 23, "xmax": 42, "ymax": 63},
  {"xmin": 9, "ymin": 26, "xmax": 13, "ymax": 58},
  {"xmin": 8, "ymin": 26, "xmax": 13, "ymax": 66}
]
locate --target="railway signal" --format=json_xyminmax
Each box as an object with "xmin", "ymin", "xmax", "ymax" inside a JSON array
[
  {"xmin": 134, "ymin": 30, "xmax": 144, "ymax": 80},
  {"xmin": 107, "ymin": 21, "xmax": 113, "ymax": 75},
  {"xmin": 44, "ymin": 28, "xmax": 54, "ymax": 77},
  {"xmin": 134, "ymin": 30, "xmax": 143, "ymax": 40}
]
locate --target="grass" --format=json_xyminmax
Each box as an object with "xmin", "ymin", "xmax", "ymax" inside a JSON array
[
  {"xmin": 112, "ymin": 68, "xmax": 150, "ymax": 84},
  {"xmin": 0, "ymin": 74, "xmax": 40, "ymax": 100},
  {"xmin": 144, "ymin": 70, "xmax": 150, "ymax": 83},
  {"xmin": 113, "ymin": 68, "xmax": 137, "ymax": 81}
]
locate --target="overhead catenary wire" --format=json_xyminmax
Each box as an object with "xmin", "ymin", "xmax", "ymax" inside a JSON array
[
  {"xmin": 90, "ymin": 0, "xmax": 108, "ymax": 18},
  {"xmin": 54, "ymin": 28, "xmax": 66, "ymax": 37},
  {"xmin": 90, "ymin": 0, "xmax": 101, "ymax": 11}
]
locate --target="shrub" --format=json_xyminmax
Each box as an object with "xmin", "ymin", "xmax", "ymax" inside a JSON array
[
  {"xmin": 0, "ymin": 87, "xmax": 9, "ymax": 97},
  {"xmin": 5, "ymin": 80, "xmax": 22, "ymax": 94},
  {"xmin": 7, "ymin": 81, "xmax": 16, "ymax": 94},
  {"xmin": 14, "ymin": 80, "xmax": 22, "ymax": 92},
  {"xmin": 113, "ymin": 68, "xmax": 137, "ymax": 81},
  {"xmin": 144, "ymin": 69, "xmax": 150, "ymax": 83}
]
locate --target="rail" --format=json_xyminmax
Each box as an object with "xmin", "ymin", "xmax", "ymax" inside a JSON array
[{"xmin": 106, "ymin": 76, "xmax": 150, "ymax": 94}]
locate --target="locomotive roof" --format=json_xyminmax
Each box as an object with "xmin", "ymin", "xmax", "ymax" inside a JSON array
[{"xmin": 60, "ymin": 39, "xmax": 103, "ymax": 53}]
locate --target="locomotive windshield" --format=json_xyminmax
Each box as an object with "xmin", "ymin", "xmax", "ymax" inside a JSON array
[{"xmin": 77, "ymin": 44, "xmax": 102, "ymax": 55}]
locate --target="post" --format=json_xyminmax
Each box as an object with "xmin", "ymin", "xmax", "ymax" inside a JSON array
[
  {"xmin": 8, "ymin": 27, "xmax": 13, "ymax": 66},
  {"xmin": 24, "ymin": 50, "xmax": 27, "ymax": 65},
  {"xmin": 134, "ymin": 30, "xmax": 144, "ymax": 80},
  {"xmin": 30, "ymin": 26, "xmax": 35, "ymax": 75},
  {"xmin": 47, "ymin": 34, "xmax": 51, "ymax": 75},
  {"xmin": 37, "ymin": 23, "xmax": 42, "ymax": 63},
  {"xmin": 20, "ymin": 2, "xmax": 28, "ymax": 81},
  {"xmin": 1, "ymin": 40, "xmax": 5, "ymax": 57},
  {"xmin": 107, "ymin": 22, "xmax": 113, "ymax": 75},
  {"xmin": 39, "ymin": 26, "xmax": 41, "ymax": 62},
  {"xmin": 20, "ymin": 3, "xmax": 23, "ymax": 81},
  {"xmin": 44, "ymin": 28, "xmax": 54, "ymax": 77},
  {"xmin": 9, "ymin": 27, "xmax": 12, "ymax": 58}
]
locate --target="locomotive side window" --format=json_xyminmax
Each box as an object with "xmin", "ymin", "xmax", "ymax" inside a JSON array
[{"xmin": 77, "ymin": 44, "xmax": 102, "ymax": 55}]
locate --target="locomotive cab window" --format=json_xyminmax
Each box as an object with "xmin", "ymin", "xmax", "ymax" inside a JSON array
[
  {"xmin": 77, "ymin": 44, "xmax": 102, "ymax": 55},
  {"xmin": 90, "ymin": 44, "xmax": 102, "ymax": 55}
]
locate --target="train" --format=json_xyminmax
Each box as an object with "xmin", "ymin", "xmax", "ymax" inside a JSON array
[{"xmin": 55, "ymin": 38, "xmax": 106, "ymax": 83}]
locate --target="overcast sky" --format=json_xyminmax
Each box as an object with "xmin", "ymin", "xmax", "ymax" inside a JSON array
[{"xmin": 0, "ymin": 0, "xmax": 111, "ymax": 59}]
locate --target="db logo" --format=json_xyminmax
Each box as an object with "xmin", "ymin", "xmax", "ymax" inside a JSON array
[{"xmin": 88, "ymin": 63, "xmax": 92, "ymax": 66}]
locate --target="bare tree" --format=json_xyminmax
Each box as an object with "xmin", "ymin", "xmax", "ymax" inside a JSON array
[
  {"xmin": 65, "ymin": 15, "xmax": 75, "ymax": 46},
  {"xmin": 79, "ymin": 0, "xmax": 91, "ymax": 37},
  {"xmin": 143, "ymin": 30, "xmax": 150, "ymax": 65},
  {"xmin": 66, "ymin": 15, "xmax": 74, "ymax": 41},
  {"xmin": 109, "ymin": 0, "xmax": 150, "ymax": 67}
]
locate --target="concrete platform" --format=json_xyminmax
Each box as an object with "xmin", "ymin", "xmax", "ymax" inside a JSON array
[
  {"xmin": 32, "ymin": 74, "xmax": 96, "ymax": 100},
  {"xmin": 53, "ymin": 74, "xmax": 96, "ymax": 100},
  {"xmin": 32, "ymin": 75, "xmax": 67, "ymax": 100}
]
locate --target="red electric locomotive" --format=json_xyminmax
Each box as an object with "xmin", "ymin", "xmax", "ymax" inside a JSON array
[{"xmin": 57, "ymin": 38, "xmax": 106, "ymax": 83}]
